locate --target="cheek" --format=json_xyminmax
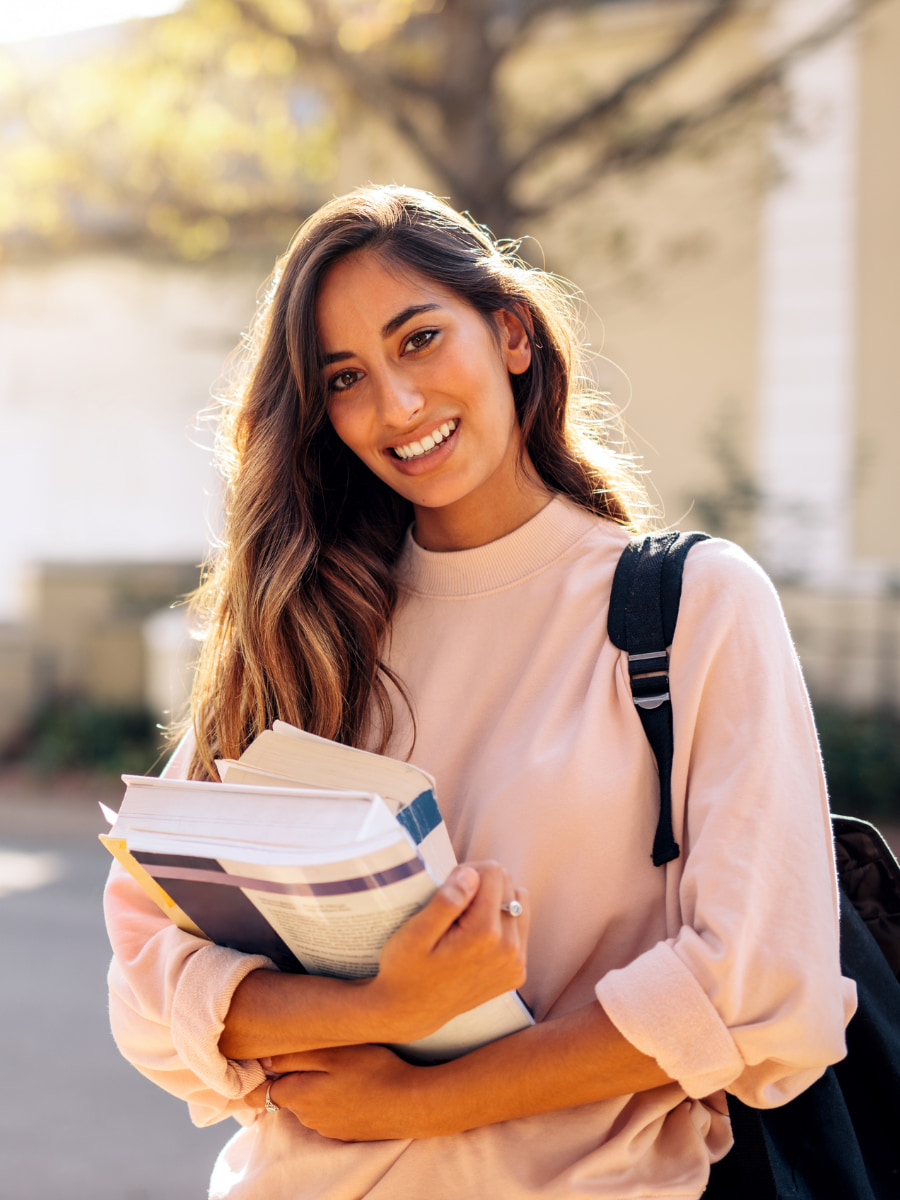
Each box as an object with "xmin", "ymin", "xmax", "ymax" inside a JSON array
[
  {"xmin": 485, "ymin": 374, "xmax": 520, "ymax": 440},
  {"xmin": 326, "ymin": 403, "xmax": 362, "ymax": 453},
  {"xmin": 327, "ymin": 404, "xmax": 392, "ymax": 480}
]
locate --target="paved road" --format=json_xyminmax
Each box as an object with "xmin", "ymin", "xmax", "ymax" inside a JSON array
[{"xmin": 0, "ymin": 777, "xmax": 228, "ymax": 1200}]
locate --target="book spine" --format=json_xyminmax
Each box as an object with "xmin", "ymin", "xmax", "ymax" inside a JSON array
[{"xmin": 395, "ymin": 789, "xmax": 441, "ymax": 843}]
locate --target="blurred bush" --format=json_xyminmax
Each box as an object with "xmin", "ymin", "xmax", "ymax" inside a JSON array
[
  {"xmin": 19, "ymin": 700, "xmax": 164, "ymax": 777},
  {"xmin": 815, "ymin": 705, "xmax": 900, "ymax": 822}
]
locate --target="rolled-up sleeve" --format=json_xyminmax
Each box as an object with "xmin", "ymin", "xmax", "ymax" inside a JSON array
[
  {"xmin": 595, "ymin": 540, "xmax": 856, "ymax": 1106},
  {"xmin": 105, "ymin": 863, "xmax": 272, "ymax": 1126},
  {"xmin": 103, "ymin": 733, "xmax": 274, "ymax": 1127}
]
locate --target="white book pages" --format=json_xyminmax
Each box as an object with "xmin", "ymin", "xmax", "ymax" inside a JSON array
[
  {"xmin": 251, "ymin": 723, "xmax": 436, "ymax": 808},
  {"xmin": 217, "ymin": 755, "xmax": 457, "ymax": 882},
  {"xmin": 116, "ymin": 775, "xmax": 391, "ymax": 849}
]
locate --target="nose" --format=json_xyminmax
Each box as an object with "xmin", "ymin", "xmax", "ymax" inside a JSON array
[{"xmin": 373, "ymin": 367, "xmax": 424, "ymax": 429}]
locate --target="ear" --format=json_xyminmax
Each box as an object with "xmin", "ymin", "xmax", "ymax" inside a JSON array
[{"xmin": 496, "ymin": 308, "xmax": 532, "ymax": 376}]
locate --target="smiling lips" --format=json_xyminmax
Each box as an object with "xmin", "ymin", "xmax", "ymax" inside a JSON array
[{"xmin": 391, "ymin": 419, "xmax": 458, "ymax": 460}]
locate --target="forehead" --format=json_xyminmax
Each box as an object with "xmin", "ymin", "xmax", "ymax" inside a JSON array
[{"xmin": 315, "ymin": 251, "xmax": 458, "ymax": 348}]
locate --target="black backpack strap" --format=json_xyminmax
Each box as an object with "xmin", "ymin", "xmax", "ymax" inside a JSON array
[
  {"xmin": 608, "ymin": 531, "xmax": 710, "ymax": 866},
  {"xmin": 610, "ymin": 531, "xmax": 779, "ymax": 1199}
]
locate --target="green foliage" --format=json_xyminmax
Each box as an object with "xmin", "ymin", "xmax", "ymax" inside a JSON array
[
  {"xmin": 0, "ymin": 3, "xmax": 336, "ymax": 259},
  {"xmin": 814, "ymin": 705, "xmax": 900, "ymax": 822},
  {"xmin": 23, "ymin": 700, "xmax": 164, "ymax": 777}
]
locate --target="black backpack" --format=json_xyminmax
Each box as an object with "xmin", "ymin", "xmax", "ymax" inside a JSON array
[{"xmin": 608, "ymin": 532, "xmax": 900, "ymax": 1200}]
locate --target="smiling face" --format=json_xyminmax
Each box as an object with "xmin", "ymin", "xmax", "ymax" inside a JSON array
[{"xmin": 316, "ymin": 251, "xmax": 551, "ymax": 550}]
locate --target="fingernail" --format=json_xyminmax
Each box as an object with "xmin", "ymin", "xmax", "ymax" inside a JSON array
[
  {"xmin": 449, "ymin": 866, "xmax": 478, "ymax": 896},
  {"xmin": 260, "ymin": 1057, "xmax": 273, "ymax": 1070}
]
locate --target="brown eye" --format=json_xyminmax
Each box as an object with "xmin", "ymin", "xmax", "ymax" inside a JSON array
[
  {"xmin": 404, "ymin": 329, "xmax": 437, "ymax": 353},
  {"xmin": 330, "ymin": 369, "xmax": 361, "ymax": 393}
]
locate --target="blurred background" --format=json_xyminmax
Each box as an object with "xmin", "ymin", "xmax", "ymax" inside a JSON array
[{"xmin": 0, "ymin": 1, "xmax": 898, "ymax": 1196}]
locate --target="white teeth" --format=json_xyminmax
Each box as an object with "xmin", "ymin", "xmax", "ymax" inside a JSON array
[{"xmin": 393, "ymin": 419, "xmax": 457, "ymax": 460}]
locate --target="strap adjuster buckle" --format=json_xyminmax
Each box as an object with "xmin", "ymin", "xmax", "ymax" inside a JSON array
[{"xmin": 628, "ymin": 650, "xmax": 670, "ymax": 710}]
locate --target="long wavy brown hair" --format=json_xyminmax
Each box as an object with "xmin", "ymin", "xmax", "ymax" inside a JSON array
[{"xmin": 183, "ymin": 185, "xmax": 648, "ymax": 780}]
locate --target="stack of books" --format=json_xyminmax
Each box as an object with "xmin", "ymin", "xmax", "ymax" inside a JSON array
[{"xmin": 101, "ymin": 721, "xmax": 532, "ymax": 1062}]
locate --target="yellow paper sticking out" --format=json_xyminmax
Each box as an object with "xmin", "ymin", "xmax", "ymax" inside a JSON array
[{"xmin": 99, "ymin": 834, "xmax": 208, "ymax": 939}]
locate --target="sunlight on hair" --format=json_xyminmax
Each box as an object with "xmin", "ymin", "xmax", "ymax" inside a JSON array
[
  {"xmin": 0, "ymin": 0, "xmax": 180, "ymax": 44},
  {"xmin": 0, "ymin": 848, "xmax": 63, "ymax": 897}
]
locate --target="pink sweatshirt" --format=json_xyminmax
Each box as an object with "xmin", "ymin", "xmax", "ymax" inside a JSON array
[{"xmin": 105, "ymin": 497, "xmax": 855, "ymax": 1199}]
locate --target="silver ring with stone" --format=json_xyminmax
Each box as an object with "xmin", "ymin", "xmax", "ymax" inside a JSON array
[
  {"xmin": 265, "ymin": 1080, "xmax": 280, "ymax": 1113},
  {"xmin": 501, "ymin": 900, "xmax": 523, "ymax": 917}
]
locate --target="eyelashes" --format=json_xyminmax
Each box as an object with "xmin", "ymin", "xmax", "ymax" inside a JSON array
[
  {"xmin": 328, "ymin": 368, "xmax": 363, "ymax": 394},
  {"xmin": 403, "ymin": 328, "xmax": 438, "ymax": 353},
  {"xmin": 326, "ymin": 327, "xmax": 442, "ymax": 394}
]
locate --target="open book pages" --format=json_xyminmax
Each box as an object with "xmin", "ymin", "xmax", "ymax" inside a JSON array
[
  {"xmin": 102, "ymin": 772, "xmax": 534, "ymax": 1062},
  {"xmin": 216, "ymin": 720, "xmax": 456, "ymax": 881}
]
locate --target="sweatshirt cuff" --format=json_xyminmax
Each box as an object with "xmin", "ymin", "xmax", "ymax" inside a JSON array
[
  {"xmin": 170, "ymin": 942, "xmax": 275, "ymax": 1098},
  {"xmin": 595, "ymin": 941, "xmax": 745, "ymax": 1099}
]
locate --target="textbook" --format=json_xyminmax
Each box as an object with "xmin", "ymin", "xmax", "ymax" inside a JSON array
[
  {"xmin": 216, "ymin": 720, "xmax": 458, "ymax": 882},
  {"xmin": 101, "ymin": 732, "xmax": 533, "ymax": 1062}
]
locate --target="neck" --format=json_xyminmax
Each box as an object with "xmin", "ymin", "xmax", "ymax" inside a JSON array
[{"xmin": 413, "ymin": 468, "xmax": 554, "ymax": 552}]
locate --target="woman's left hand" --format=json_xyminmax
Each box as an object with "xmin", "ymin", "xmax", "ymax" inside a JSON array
[{"xmin": 254, "ymin": 1046, "xmax": 430, "ymax": 1141}]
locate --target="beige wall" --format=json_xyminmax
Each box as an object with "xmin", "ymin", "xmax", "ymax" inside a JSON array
[
  {"xmin": 855, "ymin": 0, "xmax": 900, "ymax": 566},
  {"xmin": 519, "ymin": 5, "xmax": 767, "ymax": 542},
  {"xmin": 523, "ymin": 1, "xmax": 898, "ymax": 578},
  {"xmin": 781, "ymin": 586, "xmax": 900, "ymax": 710},
  {"xmin": 0, "ymin": 625, "xmax": 34, "ymax": 747},
  {"xmin": 25, "ymin": 561, "xmax": 198, "ymax": 699},
  {"xmin": 0, "ymin": 560, "xmax": 202, "ymax": 751},
  {"xmin": 564, "ymin": 153, "xmax": 764, "ymax": 540}
]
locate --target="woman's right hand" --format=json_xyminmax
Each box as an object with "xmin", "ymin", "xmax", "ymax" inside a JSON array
[{"xmin": 368, "ymin": 861, "xmax": 530, "ymax": 1044}]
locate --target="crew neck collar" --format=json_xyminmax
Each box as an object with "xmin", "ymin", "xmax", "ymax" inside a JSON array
[{"xmin": 395, "ymin": 496, "xmax": 597, "ymax": 597}]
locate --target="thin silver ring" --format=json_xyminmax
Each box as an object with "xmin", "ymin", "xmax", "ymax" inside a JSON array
[
  {"xmin": 501, "ymin": 900, "xmax": 523, "ymax": 917},
  {"xmin": 265, "ymin": 1080, "xmax": 280, "ymax": 1113}
]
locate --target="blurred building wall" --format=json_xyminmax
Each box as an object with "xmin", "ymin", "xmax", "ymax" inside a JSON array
[
  {"xmin": 757, "ymin": 0, "xmax": 859, "ymax": 586},
  {"xmin": 535, "ymin": 0, "xmax": 899, "ymax": 594},
  {"xmin": 0, "ymin": 256, "xmax": 263, "ymax": 743},
  {"xmin": 0, "ymin": 256, "xmax": 263, "ymax": 620},
  {"xmin": 856, "ymin": 1, "xmax": 900, "ymax": 567},
  {"xmin": 0, "ymin": 0, "xmax": 898, "ymax": 743}
]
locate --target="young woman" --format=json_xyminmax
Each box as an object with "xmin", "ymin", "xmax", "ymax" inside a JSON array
[{"xmin": 105, "ymin": 185, "xmax": 854, "ymax": 1199}]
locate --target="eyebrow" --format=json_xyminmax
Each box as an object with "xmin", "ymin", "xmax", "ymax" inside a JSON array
[{"xmin": 321, "ymin": 303, "xmax": 442, "ymax": 366}]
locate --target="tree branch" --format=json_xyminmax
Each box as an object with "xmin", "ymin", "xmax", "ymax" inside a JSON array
[
  {"xmin": 228, "ymin": 0, "xmax": 467, "ymax": 195},
  {"xmin": 504, "ymin": 0, "xmax": 743, "ymax": 187},
  {"xmin": 518, "ymin": 0, "xmax": 884, "ymax": 221}
]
